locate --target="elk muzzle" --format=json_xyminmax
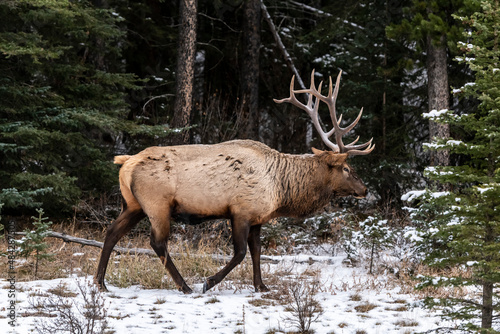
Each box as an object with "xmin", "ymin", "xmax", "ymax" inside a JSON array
[{"xmin": 354, "ymin": 185, "xmax": 368, "ymax": 199}]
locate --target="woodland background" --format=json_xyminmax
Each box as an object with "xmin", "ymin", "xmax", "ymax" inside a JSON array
[
  {"xmin": 0, "ymin": 0, "xmax": 482, "ymax": 216},
  {"xmin": 1, "ymin": 0, "xmax": 500, "ymax": 332}
]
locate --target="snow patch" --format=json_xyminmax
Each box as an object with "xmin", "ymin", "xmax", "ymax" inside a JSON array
[
  {"xmin": 422, "ymin": 109, "xmax": 449, "ymax": 119},
  {"xmin": 401, "ymin": 190, "xmax": 426, "ymax": 202}
]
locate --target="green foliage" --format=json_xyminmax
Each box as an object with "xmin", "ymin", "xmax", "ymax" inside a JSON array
[
  {"xmin": 0, "ymin": 188, "xmax": 53, "ymax": 210},
  {"xmin": 0, "ymin": 0, "xmax": 173, "ymax": 215},
  {"xmin": 0, "ymin": 203, "xmax": 3, "ymax": 242},
  {"xmin": 341, "ymin": 215, "xmax": 397, "ymax": 272},
  {"xmin": 358, "ymin": 216, "xmax": 396, "ymax": 274},
  {"xmin": 386, "ymin": 0, "xmax": 477, "ymax": 52},
  {"xmin": 404, "ymin": 0, "xmax": 500, "ymax": 330},
  {"xmin": 272, "ymin": 0, "xmax": 427, "ymax": 204},
  {"xmin": 17, "ymin": 208, "xmax": 54, "ymax": 278}
]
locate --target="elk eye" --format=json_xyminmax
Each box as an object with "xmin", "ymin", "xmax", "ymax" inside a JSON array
[{"xmin": 343, "ymin": 167, "xmax": 349, "ymax": 173}]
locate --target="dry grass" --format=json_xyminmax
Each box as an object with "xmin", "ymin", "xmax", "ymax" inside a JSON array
[
  {"xmin": 248, "ymin": 298, "xmax": 275, "ymax": 307},
  {"xmin": 0, "ymin": 220, "xmax": 270, "ymax": 292},
  {"xmin": 0, "ymin": 215, "xmax": 476, "ymax": 303},
  {"xmin": 395, "ymin": 319, "xmax": 419, "ymax": 327},
  {"xmin": 354, "ymin": 302, "xmax": 378, "ymax": 313},
  {"xmin": 47, "ymin": 283, "xmax": 78, "ymax": 298},
  {"xmin": 205, "ymin": 296, "xmax": 220, "ymax": 304},
  {"xmin": 384, "ymin": 257, "xmax": 474, "ymax": 301},
  {"xmin": 350, "ymin": 294, "xmax": 362, "ymax": 302},
  {"xmin": 338, "ymin": 322, "xmax": 348, "ymax": 328},
  {"xmin": 386, "ymin": 305, "xmax": 408, "ymax": 312}
]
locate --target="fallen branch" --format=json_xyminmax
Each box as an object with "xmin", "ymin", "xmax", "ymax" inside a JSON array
[
  {"xmin": 13, "ymin": 231, "xmax": 331, "ymax": 265},
  {"xmin": 13, "ymin": 231, "xmax": 156, "ymax": 256}
]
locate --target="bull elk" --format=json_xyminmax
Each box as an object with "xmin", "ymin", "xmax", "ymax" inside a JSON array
[{"xmin": 95, "ymin": 71, "xmax": 374, "ymax": 294}]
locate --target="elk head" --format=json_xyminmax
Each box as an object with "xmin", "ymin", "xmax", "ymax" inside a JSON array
[{"xmin": 274, "ymin": 70, "xmax": 374, "ymax": 199}]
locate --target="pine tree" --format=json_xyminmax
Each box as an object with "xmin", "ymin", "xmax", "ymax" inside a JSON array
[
  {"xmin": 0, "ymin": 0, "xmax": 167, "ymax": 214},
  {"xmin": 315, "ymin": 0, "xmax": 433, "ymax": 206},
  {"xmin": 387, "ymin": 0, "xmax": 479, "ymax": 167},
  {"xmin": 17, "ymin": 208, "xmax": 54, "ymax": 278},
  {"xmin": 404, "ymin": 1, "xmax": 500, "ymax": 331}
]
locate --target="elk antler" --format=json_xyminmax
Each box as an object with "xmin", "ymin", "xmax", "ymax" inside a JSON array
[{"xmin": 274, "ymin": 70, "xmax": 374, "ymax": 156}]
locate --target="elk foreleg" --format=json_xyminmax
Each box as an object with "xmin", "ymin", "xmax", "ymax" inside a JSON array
[
  {"xmin": 248, "ymin": 224, "xmax": 269, "ymax": 292},
  {"xmin": 95, "ymin": 208, "xmax": 145, "ymax": 291},
  {"xmin": 203, "ymin": 218, "xmax": 250, "ymax": 293}
]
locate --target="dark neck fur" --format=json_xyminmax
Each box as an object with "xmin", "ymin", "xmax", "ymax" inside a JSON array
[{"xmin": 267, "ymin": 152, "xmax": 333, "ymax": 218}]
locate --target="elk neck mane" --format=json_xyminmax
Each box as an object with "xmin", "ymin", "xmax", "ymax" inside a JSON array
[{"xmin": 263, "ymin": 148, "xmax": 333, "ymax": 218}]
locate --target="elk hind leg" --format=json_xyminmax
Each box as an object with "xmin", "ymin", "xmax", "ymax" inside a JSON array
[
  {"xmin": 95, "ymin": 204, "xmax": 145, "ymax": 291},
  {"xmin": 149, "ymin": 215, "xmax": 192, "ymax": 294}
]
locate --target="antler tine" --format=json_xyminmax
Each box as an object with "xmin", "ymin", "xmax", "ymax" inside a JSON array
[
  {"xmin": 274, "ymin": 70, "xmax": 373, "ymax": 156},
  {"xmin": 344, "ymin": 141, "xmax": 375, "ymax": 156},
  {"xmin": 309, "ymin": 78, "xmax": 340, "ymax": 152},
  {"xmin": 274, "ymin": 75, "xmax": 305, "ymax": 110},
  {"xmin": 346, "ymin": 137, "xmax": 373, "ymax": 150},
  {"xmin": 343, "ymin": 107, "xmax": 364, "ymax": 134},
  {"xmin": 327, "ymin": 72, "xmax": 373, "ymax": 155},
  {"xmin": 277, "ymin": 71, "xmax": 339, "ymax": 152},
  {"xmin": 346, "ymin": 136, "xmax": 360, "ymax": 146}
]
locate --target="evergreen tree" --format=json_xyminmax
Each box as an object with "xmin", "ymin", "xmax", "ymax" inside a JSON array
[
  {"xmin": 0, "ymin": 0, "xmax": 166, "ymax": 214},
  {"xmin": 294, "ymin": 0, "xmax": 420, "ymax": 206},
  {"xmin": 17, "ymin": 208, "xmax": 54, "ymax": 278},
  {"xmin": 404, "ymin": 0, "xmax": 500, "ymax": 331},
  {"xmin": 386, "ymin": 0, "xmax": 477, "ymax": 167}
]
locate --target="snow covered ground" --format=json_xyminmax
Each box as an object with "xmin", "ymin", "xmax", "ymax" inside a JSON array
[{"xmin": 2, "ymin": 251, "xmax": 455, "ymax": 334}]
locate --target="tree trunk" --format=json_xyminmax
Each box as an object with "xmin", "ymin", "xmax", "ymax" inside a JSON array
[
  {"xmin": 240, "ymin": 0, "xmax": 261, "ymax": 140},
  {"xmin": 481, "ymin": 222, "xmax": 495, "ymax": 331},
  {"xmin": 482, "ymin": 281, "xmax": 494, "ymax": 330},
  {"xmin": 426, "ymin": 33, "xmax": 450, "ymax": 166},
  {"xmin": 172, "ymin": 0, "xmax": 198, "ymax": 145}
]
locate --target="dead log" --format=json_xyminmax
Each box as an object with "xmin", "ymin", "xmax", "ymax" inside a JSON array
[
  {"xmin": 14, "ymin": 231, "xmax": 156, "ymax": 256},
  {"xmin": 13, "ymin": 231, "xmax": 331, "ymax": 265}
]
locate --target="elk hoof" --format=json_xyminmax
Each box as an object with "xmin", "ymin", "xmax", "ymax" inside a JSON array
[
  {"xmin": 95, "ymin": 280, "xmax": 108, "ymax": 292},
  {"xmin": 255, "ymin": 284, "xmax": 269, "ymax": 293},
  {"xmin": 203, "ymin": 277, "xmax": 216, "ymax": 293},
  {"xmin": 179, "ymin": 284, "xmax": 193, "ymax": 294}
]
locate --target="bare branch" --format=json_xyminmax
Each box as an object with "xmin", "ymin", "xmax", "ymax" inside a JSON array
[
  {"xmin": 260, "ymin": 0, "xmax": 305, "ymax": 90},
  {"xmin": 142, "ymin": 93, "xmax": 174, "ymax": 113}
]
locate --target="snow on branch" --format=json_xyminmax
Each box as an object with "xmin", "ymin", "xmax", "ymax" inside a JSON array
[{"xmin": 422, "ymin": 109, "xmax": 450, "ymax": 119}]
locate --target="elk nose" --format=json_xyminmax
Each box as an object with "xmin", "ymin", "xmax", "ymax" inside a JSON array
[{"xmin": 355, "ymin": 187, "xmax": 367, "ymax": 199}]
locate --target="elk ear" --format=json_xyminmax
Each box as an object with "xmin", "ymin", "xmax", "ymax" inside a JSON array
[
  {"xmin": 324, "ymin": 152, "xmax": 348, "ymax": 167},
  {"xmin": 313, "ymin": 148, "xmax": 347, "ymax": 166},
  {"xmin": 311, "ymin": 147, "xmax": 324, "ymax": 155}
]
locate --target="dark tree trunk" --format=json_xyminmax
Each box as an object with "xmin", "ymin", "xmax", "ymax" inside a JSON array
[
  {"xmin": 240, "ymin": 0, "xmax": 261, "ymax": 140},
  {"xmin": 482, "ymin": 281, "xmax": 494, "ymax": 330},
  {"xmin": 426, "ymin": 34, "xmax": 450, "ymax": 166},
  {"xmin": 172, "ymin": 0, "xmax": 197, "ymax": 145},
  {"xmin": 481, "ymin": 222, "xmax": 495, "ymax": 331}
]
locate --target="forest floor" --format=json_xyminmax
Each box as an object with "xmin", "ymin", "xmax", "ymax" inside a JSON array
[{"xmin": 1, "ymin": 218, "xmax": 462, "ymax": 334}]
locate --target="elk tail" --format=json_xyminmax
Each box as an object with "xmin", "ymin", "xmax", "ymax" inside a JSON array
[{"xmin": 114, "ymin": 155, "xmax": 132, "ymax": 165}]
